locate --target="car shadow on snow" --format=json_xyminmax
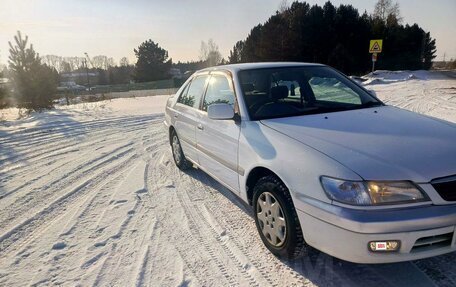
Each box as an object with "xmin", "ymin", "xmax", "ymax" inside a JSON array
[
  {"xmin": 182, "ymin": 167, "xmax": 253, "ymax": 216},
  {"xmin": 182, "ymin": 167, "xmax": 454, "ymax": 287}
]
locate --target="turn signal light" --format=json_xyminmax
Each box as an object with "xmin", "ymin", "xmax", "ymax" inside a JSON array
[{"xmin": 369, "ymin": 240, "xmax": 400, "ymax": 252}]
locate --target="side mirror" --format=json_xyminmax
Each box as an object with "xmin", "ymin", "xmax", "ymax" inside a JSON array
[
  {"xmin": 207, "ymin": 103, "xmax": 235, "ymax": 120},
  {"xmin": 368, "ymin": 89, "xmax": 377, "ymax": 97}
]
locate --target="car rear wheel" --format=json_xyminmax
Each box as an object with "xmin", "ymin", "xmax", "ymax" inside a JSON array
[
  {"xmin": 253, "ymin": 175, "xmax": 307, "ymax": 259},
  {"xmin": 171, "ymin": 130, "xmax": 191, "ymax": 170}
]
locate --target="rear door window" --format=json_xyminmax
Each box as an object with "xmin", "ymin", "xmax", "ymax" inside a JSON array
[{"xmin": 177, "ymin": 75, "xmax": 209, "ymax": 108}]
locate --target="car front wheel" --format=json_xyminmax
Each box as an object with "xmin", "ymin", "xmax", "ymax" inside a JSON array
[{"xmin": 253, "ymin": 175, "xmax": 307, "ymax": 259}]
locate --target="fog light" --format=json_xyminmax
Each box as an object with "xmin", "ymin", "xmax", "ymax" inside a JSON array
[{"xmin": 369, "ymin": 240, "xmax": 400, "ymax": 252}]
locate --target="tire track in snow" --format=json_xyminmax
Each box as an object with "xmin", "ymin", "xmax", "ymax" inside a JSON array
[
  {"xmin": 162, "ymin": 161, "xmax": 258, "ymax": 286},
  {"xmin": 0, "ymin": 116, "xmax": 157, "ymax": 171},
  {"xmin": 85, "ymin": 161, "xmax": 159, "ymax": 286},
  {"xmin": 0, "ymin": 143, "xmax": 138, "ymax": 237},
  {"xmin": 0, "ymin": 157, "xmax": 149, "ymax": 286},
  {"xmin": 0, "ymin": 123, "xmax": 143, "ymax": 175},
  {"xmin": 0, "ymin": 151, "xmax": 138, "ymax": 255},
  {"xmin": 137, "ymin": 139, "xmax": 228, "ymax": 286},
  {"xmin": 0, "ymin": 140, "xmax": 135, "ymax": 202},
  {"xmin": 185, "ymin": 171, "xmax": 284, "ymax": 287},
  {"xmin": 0, "ymin": 121, "xmax": 163, "ymax": 197},
  {"xmin": 0, "ymin": 115, "xmax": 160, "ymax": 146}
]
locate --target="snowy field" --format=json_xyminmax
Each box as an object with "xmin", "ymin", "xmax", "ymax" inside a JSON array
[{"xmin": 0, "ymin": 70, "xmax": 455, "ymax": 287}]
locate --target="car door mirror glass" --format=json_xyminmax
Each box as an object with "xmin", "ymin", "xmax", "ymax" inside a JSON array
[{"xmin": 207, "ymin": 103, "xmax": 234, "ymax": 120}]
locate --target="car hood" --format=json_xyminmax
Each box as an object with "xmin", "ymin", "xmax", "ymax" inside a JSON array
[{"xmin": 261, "ymin": 106, "xmax": 456, "ymax": 182}]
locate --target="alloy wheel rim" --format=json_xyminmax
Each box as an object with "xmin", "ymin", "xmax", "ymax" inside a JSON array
[{"xmin": 256, "ymin": 192, "xmax": 287, "ymax": 247}]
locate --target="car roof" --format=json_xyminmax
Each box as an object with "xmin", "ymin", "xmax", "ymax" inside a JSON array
[{"xmin": 197, "ymin": 62, "xmax": 325, "ymax": 74}]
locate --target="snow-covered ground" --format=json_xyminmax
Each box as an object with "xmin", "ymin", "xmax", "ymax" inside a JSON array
[
  {"xmin": 363, "ymin": 70, "xmax": 456, "ymax": 123},
  {"xmin": 0, "ymin": 71, "xmax": 455, "ymax": 287}
]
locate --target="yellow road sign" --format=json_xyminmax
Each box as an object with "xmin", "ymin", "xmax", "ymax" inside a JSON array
[{"xmin": 369, "ymin": 39, "xmax": 383, "ymax": 53}]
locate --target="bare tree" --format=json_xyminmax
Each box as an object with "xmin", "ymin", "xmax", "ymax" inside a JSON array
[
  {"xmin": 41, "ymin": 55, "xmax": 63, "ymax": 71},
  {"xmin": 107, "ymin": 57, "xmax": 116, "ymax": 68},
  {"xmin": 373, "ymin": 0, "xmax": 402, "ymax": 25},
  {"xmin": 63, "ymin": 57, "xmax": 76, "ymax": 71},
  {"xmin": 278, "ymin": 0, "xmax": 289, "ymax": 13},
  {"xmin": 41, "ymin": 54, "xmax": 114, "ymax": 72},
  {"xmin": 119, "ymin": 57, "xmax": 129, "ymax": 67},
  {"xmin": 91, "ymin": 55, "xmax": 114, "ymax": 70},
  {"xmin": 92, "ymin": 55, "xmax": 108, "ymax": 69},
  {"xmin": 71, "ymin": 57, "xmax": 85, "ymax": 70},
  {"xmin": 60, "ymin": 61, "xmax": 72, "ymax": 73},
  {"xmin": 199, "ymin": 39, "xmax": 222, "ymax": 67}
]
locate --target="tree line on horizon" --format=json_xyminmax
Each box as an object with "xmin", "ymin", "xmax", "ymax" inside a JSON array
[{"xmin": 0, "ymin": 0, "xmax": 440, "ymax": 112}]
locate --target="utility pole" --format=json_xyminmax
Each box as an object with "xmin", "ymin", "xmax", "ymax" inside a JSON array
[
  {"xmin": 84, "ymin": 52, "xmax": 96, "ymax": 90},
  {"xmin": 82, "ymin": 58, "xmax": 90, "ymax": 88}
]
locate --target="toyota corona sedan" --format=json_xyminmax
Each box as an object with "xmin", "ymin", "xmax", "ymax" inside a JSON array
[{"xmin": 164, "ymin": 62, "xmax": 456, "ymax": 264}]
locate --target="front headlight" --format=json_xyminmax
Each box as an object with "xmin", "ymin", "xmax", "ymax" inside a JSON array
[{"xmin": 321, "ymin": 177, "xmax": 428, "ymax": 206}]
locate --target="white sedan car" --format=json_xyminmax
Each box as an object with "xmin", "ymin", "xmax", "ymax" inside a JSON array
[{"xmin": 164, "ymin": 62, "xmax": 456, "ymax": 263}]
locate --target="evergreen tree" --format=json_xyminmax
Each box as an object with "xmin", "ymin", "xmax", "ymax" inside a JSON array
[
  {"xmin": 422, "ymin": 32, "xmax": 437, "ymax": 70},
  {"xmin": 232, "ymin": 1, "xmax": 436, "ymax": 74},
  {"xmin": 8, "ymin": 31, "xmax": 57, "ymax": 111},
  {"xmin": 134, "ymin": 40, "xmax": 172, "ymax": 82},
  {"xmin": 228, "ymin": 41, "xmax": 245, "ymax": 64}
]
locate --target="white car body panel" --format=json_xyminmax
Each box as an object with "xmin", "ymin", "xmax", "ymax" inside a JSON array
[
  {"xmin": 173, "ymin": 103, "xmax": 200, "ymax": 163},
  {"xmin": 237, "ymin": 120, "xmax": 363, "ymax": 206},
  {"xmin": 261, "ymin": 106, "xmax": 456, "ymax": 183},
  {"xmin": 196, "ymin": 112, "xmax": 241, "ymax": 191}
]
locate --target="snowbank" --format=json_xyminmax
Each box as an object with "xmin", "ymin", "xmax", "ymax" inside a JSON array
[{"xmin": 362, "ymin": 70, "xmax": 454, "ymax": 85}]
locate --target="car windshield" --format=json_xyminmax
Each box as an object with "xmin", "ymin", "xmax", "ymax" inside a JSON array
[{"xmin": 239, "ymin": 66, "xmax": 383, "ymax": 120}]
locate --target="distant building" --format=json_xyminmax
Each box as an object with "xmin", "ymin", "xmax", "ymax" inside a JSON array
[
  {"xmin": 60, "ymin": 72, "xmax": 98, "ymax": 87},
  {"xmin": 57, "ymin": 81, "xmax": 87, "ymax": 92}
]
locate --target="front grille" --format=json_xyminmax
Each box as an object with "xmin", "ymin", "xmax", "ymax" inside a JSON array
[
  {"xmin": 432, "ymin": 175, "xmax": 456, "ymax": 202},
  {"xmin": 411, "ymin": 233, "xmax": 453, "ymax": 253}
]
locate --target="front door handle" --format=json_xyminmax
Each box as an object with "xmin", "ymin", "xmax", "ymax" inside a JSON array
[
  {"xmin": 197, "ymin": 123, "xmax": 204, "ymax": 130},
  {"xmin": 174, "ymin": 114, "xmax": 178, "ymax": 118}
]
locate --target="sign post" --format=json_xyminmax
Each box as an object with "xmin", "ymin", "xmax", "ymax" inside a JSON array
[
  {"xmin": 369, "ymin": 39, "xmax": 383, "ymax": 73},
  {"xmin": 372, "ymin": 53, "xmax": 377, "ymax": 73}
]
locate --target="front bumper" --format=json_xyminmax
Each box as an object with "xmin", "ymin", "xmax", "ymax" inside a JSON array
[{"xmin": 296, "ymin": 199, "xmax": 456, "ymax": 264}]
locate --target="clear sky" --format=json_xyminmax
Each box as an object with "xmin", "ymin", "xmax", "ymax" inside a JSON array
[{"xmin": 0, "ymin": 0, "xmax": 455, "ymax": 65}]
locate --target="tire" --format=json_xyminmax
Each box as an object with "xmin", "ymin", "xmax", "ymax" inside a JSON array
[
  {"xmin": 171, "ymin": 130, "xmax": 192, "ymax": 170},
  {"xmin": 252, "ymin": 175, "xmax": 307, "ymax": 259}
]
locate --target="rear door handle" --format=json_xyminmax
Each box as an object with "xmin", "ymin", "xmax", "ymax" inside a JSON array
[{"xmin": 197, "ymin": 124, "xmax": 204, "ymax": 130}]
